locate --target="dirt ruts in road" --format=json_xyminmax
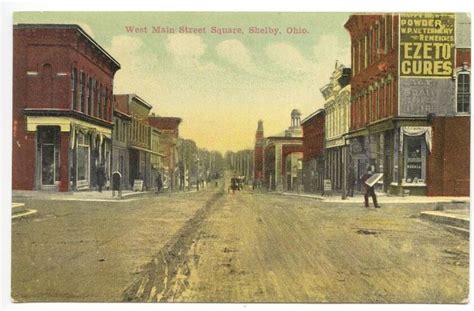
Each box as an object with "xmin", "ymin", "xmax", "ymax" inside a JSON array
[{"xmin": 122, "ymin": 190, "xmax": 225, "ymax": 302}]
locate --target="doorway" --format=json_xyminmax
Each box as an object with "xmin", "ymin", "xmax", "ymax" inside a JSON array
[{"xmin": 37, "ymin": 126, "xmax": 60, "ymax": 190}]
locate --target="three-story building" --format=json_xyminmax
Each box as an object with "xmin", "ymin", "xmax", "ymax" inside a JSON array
[
  {"xmin": 320, "ymin": 63, "xmax": 351, "ymax": 192},
  {"xmin": 344, "ymin": 13, "xmax": 470, "ymax": 196}
]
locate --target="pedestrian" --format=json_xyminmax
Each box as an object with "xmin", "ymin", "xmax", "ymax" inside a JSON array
[
  {"xmin": 360, "ymin": 166, "xmax": 380, "ymax": 208},
  {"xmin": 96, "ymin": 161, "xmax": 106, "ymax": 193},
  {"xmin": 155, "ymin": 172, "xmax": 163, "ymax": 194},
  {"xmin": 112, "ymin": 171, "xmax": 122, "ymax": 198},
  {"xmin": 347, "ymin": 166, "xmax": 355, "ymax": 197}
]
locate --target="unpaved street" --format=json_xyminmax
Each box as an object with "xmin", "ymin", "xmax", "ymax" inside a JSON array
[
  {"xmin": 12, "ymin": 189, "xmax": 222, "ymax": 302},
  {"xmin": 12, "ymin": 185, "xmax": 469, "ymax": 303}
]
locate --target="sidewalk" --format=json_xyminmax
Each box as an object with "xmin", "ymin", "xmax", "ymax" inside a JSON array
[
  {"xmin": 12, "ymin": 190, "xmax": 149, "ymax": 202},
  {"xmin": 280, "ymin": 191, "xmax": 470, "ymax": 205}
]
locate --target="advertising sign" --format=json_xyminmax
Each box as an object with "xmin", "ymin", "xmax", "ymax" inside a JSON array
[{"xmin": 400, "ymin": 13, "xmax": 455, "ymax": 78}]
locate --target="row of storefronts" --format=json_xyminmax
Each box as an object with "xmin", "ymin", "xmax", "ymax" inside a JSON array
[
  {"xmin": 12, "ymin": 24, "xmax": 181, "ymax": 192},
  {"xmin": 255, "ymin": 13, "xmax": 470, "ymax": 197}
]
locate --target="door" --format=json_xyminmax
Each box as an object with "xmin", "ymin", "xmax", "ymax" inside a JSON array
[
  {"xmin": 38, "ymin": 126, "xmax": 60, "ymax": 190},
  {"xmin": 41, "ymin": 144, "xmax": 56, "ymax": 186},
  {"xmin": 129, "ymin": 149, "xmax": 139, "ymax": 187}
]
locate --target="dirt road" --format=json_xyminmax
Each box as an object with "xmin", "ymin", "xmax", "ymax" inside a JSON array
[
  {"xmin": 12, "ymin": 184, "xmax": 469, "ymax": 303},
  {"xmin": 11, "ymin": 189, "xmax": 221, "ymax": 302},
  {"xmin": 129, "ymin": 189, "xmax": 469, "ymax": 303}
]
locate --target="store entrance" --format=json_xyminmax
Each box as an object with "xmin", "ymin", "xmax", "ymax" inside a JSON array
[{"xmin": 38, "ymin": 126, "xmax": 60, "ymax": 190}]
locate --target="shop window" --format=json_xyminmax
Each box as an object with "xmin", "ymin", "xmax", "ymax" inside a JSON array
[
  {"xmin": 38, "ymin": 127, "xmax": 60, "ymax": 186},
  {"xmin": 77, "ymin": 133, "xmax": 90, "ymax": 182},
  {"xmin": 457, "ymin": 71, "xmax": 470, "ymax": 113},
  {"xmin": 404, "ymin": 136, "xmax": 426, "ymax": 184}
]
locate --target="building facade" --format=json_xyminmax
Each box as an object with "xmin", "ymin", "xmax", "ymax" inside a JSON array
[
  {"xmin": 344, "ymin": 13, "xmax": 470, "ymax": 196},
  {"xmin": 301, "ymin": 109, "xmax": 325, "ymax": 193},
  {"xmin": 149, "ymin": 125, "xmax": 165, "ymax": 190},
  {"xmin": 13, "ymin": 24, "xmax": 120, "ymax": 191},
  {"xmin": 115, "ymin": 94, "xmax": 153, "ymax": 189},
  {"xmin": 111, "ymin": 95, "xmax": 131, "ymax": 189},
  {"xmin": 320, "ymin": 63, "xmax": 351, "ymax": 192},
  {"xmin": 148, "ymin": 117, "xmax": 182, "ymax": 190}
]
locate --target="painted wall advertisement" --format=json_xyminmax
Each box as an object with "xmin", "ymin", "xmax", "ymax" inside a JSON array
[
  {"xmin": 400, "ymin": 13, "xmax": 455, "ymax": 78},
  {"xmin": 399, "ymin": 13, "xmax": 457, "ymax": 116}
]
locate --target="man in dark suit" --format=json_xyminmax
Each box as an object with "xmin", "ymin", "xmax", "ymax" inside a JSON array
[
  {"xmin": 96, "ymin": 162, "xmax": 106, "ymax": 193},
  {"xmin": 360, "ymin": 166, "xmax": 380, "ymax": 208}
]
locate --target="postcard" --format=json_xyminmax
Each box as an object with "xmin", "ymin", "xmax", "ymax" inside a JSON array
[{"xmin": 9, "ymin": 11, "xmax": 470, "ymax": 304}]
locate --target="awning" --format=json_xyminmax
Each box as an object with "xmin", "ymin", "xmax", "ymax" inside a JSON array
[
  {"xmin": 401, "ymin": 126, "xmax": 432, "ymax": 152},
  {"xmin": 129, "ymin": 145, "xmax": 166, "ymax": 157},
  {"xmin": 26, "ymin": 116, "xmax": 112, "ymax": 137}
]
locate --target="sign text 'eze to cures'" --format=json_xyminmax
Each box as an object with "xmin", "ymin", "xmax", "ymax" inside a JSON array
[{"xmin": 400, "ymin": 13, "xmax": 455, "ymax": 77}]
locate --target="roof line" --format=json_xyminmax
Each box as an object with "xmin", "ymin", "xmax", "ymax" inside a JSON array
[
  {"xmin": 14, "ymin": 24, "xmax": 120, "ymax": 69},
  {"xmin": 301, "ymin": 108, "xmax": 325, "ymax": 124}
]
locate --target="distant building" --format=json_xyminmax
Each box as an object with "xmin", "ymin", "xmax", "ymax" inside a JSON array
[
  {"xmin": 253, "ymin": 120, "xmax": 265, "ymax": 182},
  {"xmin": 112, "ymin": 95, "xmax": 132, "ymax": 189},
  {"xmin": 344, "ymin": 13, "xmax": 470, "ymax": 196},
  {"xmin": 148, "ymin": 116, "xmax": 182, "ymax": 190},
  {"xmin": 320, "ymin": 62, "xmax": 351, "ymax": 192},
  {"xmin": 115, "ymin": 94, "xmax": 153, "ymax": 190},
  {"xmin": 149, "ymin": 122, "xmax": 165, "ymax": 190},
  {"xmin": 301, "ymin": 109, "xmax": 325, "ymax": 193},
  {"xmin": 263, "ymin": 110, "xmax": 303, "ymax": 191},
  {"xmin": 12, "ymin": 24, "xmax": 120, "ymax": 191}
]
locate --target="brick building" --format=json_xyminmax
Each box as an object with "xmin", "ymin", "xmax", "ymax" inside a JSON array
[
  {"xmin": 344, "ymin": 13, "xmax": 470, "ymax": 196},
  {"xmin": 301, "ymin": 109, "xmax": 325, "ymax": 193},
  {"xmin": 13, "ymin": 24, "xmax": 120, "ymax": 191},
  {"xmin": 114, "ymin": 94, "xmax": 155, "ymax": 190},
  {"xmin": 148, "ymin": 116, "xmax": 182, "ymax": 190}
]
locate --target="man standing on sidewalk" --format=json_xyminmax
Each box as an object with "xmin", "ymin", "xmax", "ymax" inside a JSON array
[
  {"xmin": 360, "ymin": 166, "xmax": 380, "ymax": 208},
  {"xmin": 155, "ymin": 172, "xmax": 163, "ymax": 194},
  {"xmin": 96, "ymin": 162, "xmax": 106, "ymax": 193},
  {"xmin": 347, "ymin": 165, "xmax": 355, "ymax": 197}
]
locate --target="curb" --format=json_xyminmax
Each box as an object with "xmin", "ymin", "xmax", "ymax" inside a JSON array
[
  {"xmin": 420, "ymin": 211, "xmax": 469, "ymax": 229},
  {"xmin": 278, "ymin": 192, "xmax": 470, "ymax": 206},
  {"xmin": 12, "ymin": 209, "xmax": 38, "ymax": 219},
  {"xmin": 444, "ymin": 225, "xmax": 470, "ymax": 238}
]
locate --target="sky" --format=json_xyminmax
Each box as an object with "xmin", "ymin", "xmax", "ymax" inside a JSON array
[{"xmin": 14, "ymin": 12, "xmax": 351, "ymax": 153}]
